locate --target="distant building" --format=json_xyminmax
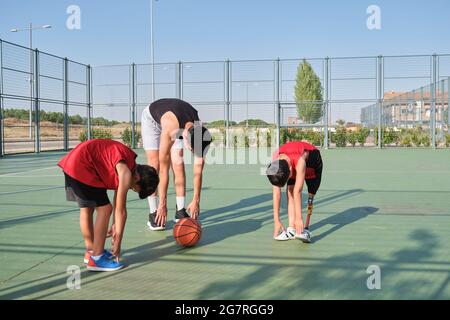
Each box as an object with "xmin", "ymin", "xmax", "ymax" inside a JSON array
[{"xmin": 361, "ymin": 84, "xmax": 449, "ymax": 129}]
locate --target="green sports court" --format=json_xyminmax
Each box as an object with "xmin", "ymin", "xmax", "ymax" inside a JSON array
[
  {"xmin": 2, "ymin": 0, "xmax": 450, "ymax": 304},
  {"xmin": 1, "ymin": 148, "xmax": 450, "ymax": 300}
]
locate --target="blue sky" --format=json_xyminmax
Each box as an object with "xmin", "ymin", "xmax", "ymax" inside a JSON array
[
  {"xmin": 1, "ymin": 0, "xmax": 449, "ymax": 124},
  {"xmin": 1, "ymin": 0, "xmax": 450, "ymax": 65}
]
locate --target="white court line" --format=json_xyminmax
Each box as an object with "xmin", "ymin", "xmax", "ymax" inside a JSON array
[
  {"xmin": 0, "ymin": 166, "xmax": 57, "ymax": 177},
  {"xmin": 0, "ymin": 186, "xmax": 62, "ymax": 196}
]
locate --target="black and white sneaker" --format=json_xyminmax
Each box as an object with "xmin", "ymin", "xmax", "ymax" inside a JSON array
[
  {"xmin": 296, "ymin": 229, "xmax": 312, "ymax": 243},
  {"xmin": 174, "ymin": 208, "xmax": 190, "ymax": 223},
  {"xmin": 147, "ymin": 211, "xmax": 165, "ymax": 231}
]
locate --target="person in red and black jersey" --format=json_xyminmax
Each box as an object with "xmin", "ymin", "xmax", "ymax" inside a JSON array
[
  {"xmin": 266, "ymin": 141, "xmax": 323, "ymax": 243},
  {"xmin": 58, "ymin": 139, "xmax": 159, "ymax": 271}
]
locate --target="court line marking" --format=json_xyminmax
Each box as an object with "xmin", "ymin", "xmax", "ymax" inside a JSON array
[
  {"xmin": 0, "ymin": 166, "xmax": 57, "ymax": 177},
  {"xmin": 0, "ymin": 240, "xmax": 84, "ymax": 287},
  {"xmin": 0, "ymin": 186, "xmax": 62, "ymax": 196},
  {"xmin": 0, "ymin": 175, "xmax": 62, "ymax": 178}
]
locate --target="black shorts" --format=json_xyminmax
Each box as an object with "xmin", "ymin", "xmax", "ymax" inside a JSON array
[
  {"xmin": 287, "ymin": 150, "xmax": 323, "ymax": 195},
  {"xmin": 64, "ymin": 173, "xmax": 110, "ymax": 208}
]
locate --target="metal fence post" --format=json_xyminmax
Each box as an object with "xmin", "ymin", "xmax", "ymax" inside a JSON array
[
  {"xmin": 420, "ymin": 86, "xmax": 424, "ymax": 125},
  {"xmin": 176, "ymin": 61, "xmax": 182, "ymax": 99},
  {"xmin": 431, "ymin": 54, "xmax": 437, "ymax": 149},
  {"xmin": 63, "ymin": 58, "xmax": 69, "ymax": 151},
  {"xmin": 33, "ymin": 49, "xmax": 41, "ymax": 153},
  {"xmin": 377, "ymin": 55, "xmax": 383, "ymax": 149},
  {"xmin": 87, "ymin": 65, "xmax": 92, "ymax": 140},
  {"xmin": 131, "ymin": 63, "xmax": 136, "ymax": 148},
  {"xmin": 324, "ymin": 57, "xmax": 329, "ymax": 149},
  {"xmin": 0, "ymin": 39, "xmax": 3, "ymax": 157},
  {"xmin": 448, "ymin": 77, "xmax": 450, "ymax": 134},
  {"xmin": 225, "ymin": 59, "xmax": 231, "ymax": 148},
  {"xmin": 275, "ymin": 58, "xmax": 280, "ymax": 148},
  {"xmin": 440, "ymin": 79, "xmax": 445, "ymax": 143}
]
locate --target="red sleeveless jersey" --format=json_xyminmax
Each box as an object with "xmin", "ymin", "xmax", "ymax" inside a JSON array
[
  {"xmin": 273, "ymin": 141, "xmax": 318, "ymax": 180},
  {"xmin": 58, "ymin": 139, "xmax": 137, "ymax": 190}
]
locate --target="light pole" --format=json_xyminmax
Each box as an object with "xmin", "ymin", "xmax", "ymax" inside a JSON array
[
  {"xmin": 10, "ymin": 23, "xmax": 51, "ymax": 139},
  {"xmin": 150, "ymin": 0, "xmax": 158, "ymax": 102}
]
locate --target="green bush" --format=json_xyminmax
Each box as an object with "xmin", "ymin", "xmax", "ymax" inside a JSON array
[
  {"xmin": 410, "ymin": 129, "xmax": 422, "ymax": 147},
  {"xmin": 121, "ymin": 127, "xmax": 142, "ymax": 148},
  {"xmin": 281, "ymin": 129, "xmax": 289, "ymax": 144},
  {"xmin": 445, "ymin": 133, "xmax": 450, "ymax": 147},
  {"xmin": 279, "ymin": 129, "xmax": 324, "ymax": 147},
  {"xmin": 237, "ymin": 119, "xmax": 269, "ymax": 127},
  {"xmin": 78, "ymin": 128, "xmax": 113, "ymax": 142},
  {"xmin": 79, "ymin": 131, "xmax": 87, "ymax": 142},
  {"xmin": 256, "ymin": 129, "xmax": 260, "ymax": 148},
  {"xmin": 243, "ymin": 129, "xmax": 250, "ymax": 148},
  {"xmin": 422, "ymin": 135, "xmax": 431, "ymax": 147},
  {"xmin": 334, "ymin": 127, "xmax": 347, "ymax": 147},
  {"xmin": 356, "ymin": 127, "xmax": 370, "ymax": 147},
  {"xmin": 347, "ymin": 131, "xmax": 358, "ymax": 147},
  {"xmin": 384, "ymin": 128, "xmax": 399, "ymax": 146},
  {"xmin": 400, "ymin": 135, "xmax": 412, "ymax": 147},
  {"xmin": 219, "ymin": 128, "xmax": 226, "ymax": 146},
  {"xmin": 267, "ymin": 129, "xmax": 272, "ymax": 148},
  {"xmin": 374, "ymin": 127, "xmax": 401, "ymax": 147}
]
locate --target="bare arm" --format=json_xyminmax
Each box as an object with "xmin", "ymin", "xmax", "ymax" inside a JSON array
[
  {"xmin": 272, "ymin": 186, "xmax": 284, "ymax": 236},
  {"xmin": 113, "ymin": 161, "xmax": 132, "ymax": 258},
  {"xmin": 187, "ymin": 156, "xmax": 204, "ymax": 219}
]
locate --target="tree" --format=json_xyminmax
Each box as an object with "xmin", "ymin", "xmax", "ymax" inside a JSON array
[
  {"xmin": 237, "ymin": 119, "xmax": 269, "ymax": 127},
  {"xmin": 295, "ymin": 60, "xmax": 323, "ymax": 124}
]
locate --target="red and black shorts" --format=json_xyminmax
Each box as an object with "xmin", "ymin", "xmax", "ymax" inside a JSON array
[
  {"xmin": 64, "ymin": 173, "xmax": 110, "ymax": 208},
  {"xmin": 287, "ymin": 149, "xmax": 323, "ymax": 195}
]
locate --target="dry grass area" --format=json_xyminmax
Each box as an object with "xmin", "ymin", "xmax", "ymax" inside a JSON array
[{"xmin": 3, "ymin": 118, "xmax": 131, "ymax": 140}]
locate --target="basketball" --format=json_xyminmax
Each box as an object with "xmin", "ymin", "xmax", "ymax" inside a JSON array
[{"xmin": 173, "ymin": 218, "xmax": 202, "ymax": 247}]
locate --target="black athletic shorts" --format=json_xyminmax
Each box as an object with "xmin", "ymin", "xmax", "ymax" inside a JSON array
[
  {"xmin": 287, "ymin": 150, "xmax": 323, "ymax": 195},
  {"xmin": 64, "ymin": 173, "xmax": 110, "ymax": 208}
]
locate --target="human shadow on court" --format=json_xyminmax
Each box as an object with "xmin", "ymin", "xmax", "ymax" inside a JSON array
[
  {"xmin": 309, "ymin": 206, "xmax": 379, "ymax": 243},
  {"xmin": 201, "ymin": 193, "xmax": 273, "ymax": 222},
  {"xmin": 0, "ymin": 190, "xmax": 366, "ymax": 299},
  {"xmin": 197, "ymin": 229, "xmax": 444, "ymax": 300},
  {"xmin": 0, "ymin": 232, "xmax": 177, "ymax": 300}
]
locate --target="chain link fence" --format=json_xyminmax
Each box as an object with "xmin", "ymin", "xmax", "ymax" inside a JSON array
[
  {"xmin": 0, "ymin": 39, "xmax": 91, "ymax": 155},
  {"xmin": 1, "ymin": 37, "xmax": 449, "ymax": 155}
]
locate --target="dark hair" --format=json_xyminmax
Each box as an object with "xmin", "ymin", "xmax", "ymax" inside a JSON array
[
  {"xmin": 135, "ymin": 165, "xmax": 159, "ymax": 199},
  {"xmin": 266, "ymin": 160, "xmax": 290, "ymax": 187},
  {"xmin": 188, "ymin": 125, "xmax": 212, "ymax": 158}
]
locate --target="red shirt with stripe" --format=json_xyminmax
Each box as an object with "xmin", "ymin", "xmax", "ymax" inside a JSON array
[
  {"xmin": 273, "ymin": 141, "xmax": 318, "ymax": 180},
  {"xmin": 58, "ymin": 139, "xmax": 137, "ymax": 189}
]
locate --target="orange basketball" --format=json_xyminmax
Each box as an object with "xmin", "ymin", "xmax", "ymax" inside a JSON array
[{"xmin": 173, "ymin": 218, "xmax": 202, "ymax": 247}]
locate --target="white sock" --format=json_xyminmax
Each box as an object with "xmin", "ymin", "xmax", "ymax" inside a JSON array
[
  {"xmin": 91, "ymin": 254, "xmax": 103, "ymax": 261},
  {"xmin": 176, "ymin": 196, "xmax": 185, "ymax": 211},
  {"xmin": 148, "ymin": 196, "xmax": 158, "ymax": 213}
]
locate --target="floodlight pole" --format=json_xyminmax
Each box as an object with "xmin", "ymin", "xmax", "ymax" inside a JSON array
[
  {"xmin": 150, "ymin": 0, "xmax": 157, "ymax": 102},
  {"xmin": 10, "ymin": 23, "xmax": 51, "ymax": 140}
]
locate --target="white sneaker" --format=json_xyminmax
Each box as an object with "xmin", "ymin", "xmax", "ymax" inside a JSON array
[
  {"xmin": 274, "ymin": 231, "xmax": 290, "ymax": 241},
  {"xmin": 296, "ymin": 229, "xmax": 312, "ymax": 243},
  {"xmin": 286, "ymin": 227, "xmax": 296, "ymax": 240}
]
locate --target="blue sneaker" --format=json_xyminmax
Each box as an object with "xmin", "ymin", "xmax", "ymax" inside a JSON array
[
  {"xmin": 87, "ymin": 253, "xmax": 124, "ymax": 272},
  {"xmin": 103, "ymin": 249, "xmax": 114, "ymax": 260},
  {"xmin": 84, "ymin": 249, "xmax": 114, "ymax": 264}
]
